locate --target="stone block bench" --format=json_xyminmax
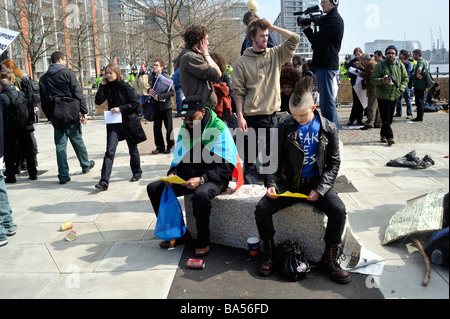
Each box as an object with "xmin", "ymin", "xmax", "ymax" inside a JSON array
[{"xmin": 185, "ymin": 184, "xmax": 350, "ymax": 262}]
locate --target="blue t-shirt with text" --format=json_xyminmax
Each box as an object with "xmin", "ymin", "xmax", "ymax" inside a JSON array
[{"xmin": 297, "ymin": 114, "xmax": 320, "ymax": 178}]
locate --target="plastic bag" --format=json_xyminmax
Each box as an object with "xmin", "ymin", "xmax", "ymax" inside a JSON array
[{"xmin": 154, "ymin": 185, "xmax": 186, "ymax": 241}]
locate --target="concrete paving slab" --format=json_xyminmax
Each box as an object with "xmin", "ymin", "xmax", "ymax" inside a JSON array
[
  {"xmin": 37, "ymin": 270, "xmax": 177, "ymax": 299},
  {"xmin": 381, "ymin": 257, "xmax": 449, "ymax": 299},
  {"xmin": 95, "ymin": 240, "xmax": 184, "ymax": 272},
  {"xmin": 0, "ymin": 244, "xmax": 60, "ymax": 273},
  {"xmin": 0, "ymin": 273, "xmax": 59, "ymax": 299},
  {"xmin": 46, "ymin": 242, "xmax": 113, "ymax": 273}
]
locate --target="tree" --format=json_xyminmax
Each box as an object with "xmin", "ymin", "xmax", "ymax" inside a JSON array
[{"xmin": 1, "ymin": 0, "xmax": 60, "ymax": 79}]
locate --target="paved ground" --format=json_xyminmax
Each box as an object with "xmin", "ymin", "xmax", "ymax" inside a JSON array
[{"xmin": 0, "ymin": 104, "xmax": 448, "ymax": 301}]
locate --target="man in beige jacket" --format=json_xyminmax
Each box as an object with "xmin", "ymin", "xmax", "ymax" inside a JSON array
[
  {"xmin": 135, "ymin": 63, "xmax": 152, "ymax": 116},
  {"xmin": 232, "ymin": 19, "xmax": 300, "ymax": 183}
]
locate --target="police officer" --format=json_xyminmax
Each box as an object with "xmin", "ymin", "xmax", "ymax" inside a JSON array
[{"xmin": 339, "ymin": 54, "xmax": 350, "ymax": 81}]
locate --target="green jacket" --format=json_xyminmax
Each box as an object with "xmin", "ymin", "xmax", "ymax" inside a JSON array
[{"xmin": 371, "ymin": 60, "xmax": 408, "ymax": 101}]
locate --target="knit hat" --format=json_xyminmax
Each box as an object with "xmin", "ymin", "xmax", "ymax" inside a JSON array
[{"xmin": 385, "ymin": 45, "xmax": 398, "ymax": 55}]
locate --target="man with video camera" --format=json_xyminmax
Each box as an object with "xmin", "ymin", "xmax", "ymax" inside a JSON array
[{"xmin": 301, "ymin": 0, "xmax": 344, "ymax": 132}]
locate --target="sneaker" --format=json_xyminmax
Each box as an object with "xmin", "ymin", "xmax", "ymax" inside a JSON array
[
  {"xmin": 407, "ymin": 115, "xmax": 413, "ymax": 119},
  {"xmin": 82, "ymin": 160, "xmax": 96, "ymax": 174},
  {"xmin": 380, "ymin": 136, "xmax": 387, "ymax": 143},
  {"xmin": 0, "ymin": 240, "xmax": 7, "ymax": 247},
  {"xmin": 95, "ymin": 181, "xmax": 108, "ymax": 191},
  {"xmin": 59, "ymin": 177, "xmax": 71, "ymax": 184}
]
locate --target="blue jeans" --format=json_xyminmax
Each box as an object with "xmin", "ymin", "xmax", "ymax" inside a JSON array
[
  {"xmin": 316, "ymin": 69, "xmax": 339, "ymax": 132},
  {"xmin": 175, "ymin": 86, "xmax": 183, "ymax": 114},
  {"xmin": 0, "ymin": 170, "xmax": 17, "ymax": 241},
  {"xmin": 100, "ymin": 124, "xmax": 142, "ymax": 186},
  {"xmin": 396, "ymin": 87, "xmax": 412, "ymax": 116},
  {"xmin": 54, "ymin": 122, "xmax": 91, "ymax": 182}
]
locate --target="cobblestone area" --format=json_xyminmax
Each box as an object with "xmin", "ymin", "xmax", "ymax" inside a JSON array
[{"xmin": 336, "ymin": 106, "xmax": 449, "ymax": 145}]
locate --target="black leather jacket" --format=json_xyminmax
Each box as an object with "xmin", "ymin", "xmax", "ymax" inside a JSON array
[{"xmin": 267, "ymin": 110, "xmax": 340, "ymax": 197}]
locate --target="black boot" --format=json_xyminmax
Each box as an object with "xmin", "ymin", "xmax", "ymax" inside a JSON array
[
  {"xmin": 258, "ymin": 239, "xmax": 275, "ymax": 277},
  {"xmin": 321, "ymin": 244, "xmax": 350, "ymax": 284}
]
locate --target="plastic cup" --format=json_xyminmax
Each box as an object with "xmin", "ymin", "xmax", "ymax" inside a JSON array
[
  {"xmin": 65, "ymin": 230, "xmax": 77, "ymax": 241},
  {"xmin": 247, "ymin": 237, "xmax": 260, "ymax": 256}
]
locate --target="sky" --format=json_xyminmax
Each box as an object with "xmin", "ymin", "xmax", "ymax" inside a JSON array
[{"xmin": 252, "ymin": 0, "xmax": 450, "ymax": 56}]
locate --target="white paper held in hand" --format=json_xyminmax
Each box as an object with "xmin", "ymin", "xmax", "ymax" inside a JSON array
[{"xmin": 104, "ymin": 111, "xmax": 122, "ymax": 124}]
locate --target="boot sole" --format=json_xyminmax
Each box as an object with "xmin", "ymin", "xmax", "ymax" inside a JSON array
[{"xmin": 257, "ymin": 269, "xmax": 273, "ymax": 277}]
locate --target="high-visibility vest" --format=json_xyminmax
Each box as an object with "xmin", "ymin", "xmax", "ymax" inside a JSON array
[{"xmin": 339, "ymin": 62, "xmax": 350, "ymax": 80}]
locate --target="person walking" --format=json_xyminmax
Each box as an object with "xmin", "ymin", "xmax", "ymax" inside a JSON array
[
  {"xmin": 370, "ymin": 45, "xmax": 408, "ymax": 146},
  {"xmin": 94, "ymin": 63, "xmax": 144, "ymax": 191},
  {"xmin": 39, "ymin": 51, "xmax": 95, "ymax": 184}
]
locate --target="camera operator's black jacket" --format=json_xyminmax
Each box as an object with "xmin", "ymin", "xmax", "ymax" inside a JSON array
[{"xmin": 303, "ymin": 7, "xmax": 344, "ymax": 70}]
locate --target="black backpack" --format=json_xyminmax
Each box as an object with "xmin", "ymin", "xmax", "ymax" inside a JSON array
[
  {"xmin": 20, "ymin": 77, "xmax": 41, "ymax": 105},
  {"xmin": 276, "ymin": 239, "xmax": 310, "ymax": 281},
  {"xmin": 4, "ymin": 91, "xmax": 33, "ymax": 129}
]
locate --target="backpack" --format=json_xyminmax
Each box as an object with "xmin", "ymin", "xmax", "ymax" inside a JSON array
[
  {"xmin": 20, "ymin": 77, "xmax": 41, "ymax": 105},
  {"xmin": 3, "ymin": 91, "xmax": 33, "ymax": 129},
  {"xmin": 276, "ymin": 239, "xmax": 310, "ymax": 281}
]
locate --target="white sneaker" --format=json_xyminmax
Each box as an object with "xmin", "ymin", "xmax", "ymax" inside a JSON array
[{"xmin": 0, "ymin": 240, "xmax": 8, "ymax": 247}]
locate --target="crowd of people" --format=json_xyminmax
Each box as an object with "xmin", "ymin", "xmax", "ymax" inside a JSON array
[{"xmin": 1, "ymin": 0, "xmax": 447, "ymax": 285}]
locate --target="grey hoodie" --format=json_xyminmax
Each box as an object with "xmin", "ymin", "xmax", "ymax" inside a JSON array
[{"xmin": 173, "ymin": 48, "xmax": 219, "ymax": 109}]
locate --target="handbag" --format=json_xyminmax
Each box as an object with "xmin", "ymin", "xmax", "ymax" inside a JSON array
[
  {"xmin": 142, "ymin": 98, "xmax": 155, "ymax": 121},
  {"xmin": 154, "ymin": 185, "xmax": 186, "ymax": 241},
  {"xmin": 425, "ymin": 61, "xmax": 435, "ymax": 89},
  {"xmin": 124, "ymin": 113, "xmax": 147, "ymax": 144},
  {"xmin": 276, "ymin": 239, "xmax": 310, "ymax": 281}
]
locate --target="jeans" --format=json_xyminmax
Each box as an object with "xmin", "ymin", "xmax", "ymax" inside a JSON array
[
  {"xmin": 414, "ymin": 88, "xmax": 425, "ymax": 120},
  {"xmin": 100, "ymin": 124, "xmax": 141, "ymax": 186},
  {"xmin": 377, "ymin": 99, "xmax": 396, "ymax": 139},
  {"xmin": 54, "ymin": 122, "xmax": 91, "ymax": 182},
  {"xmin": 395, "ymin": 87, "xmax": 413, "ymax": 116},
  {"xmin": 254, "ymin": 182, "xmax": 346, "ymax": 246},
  {"xmin": 0, "ymin": 170, "xmax": 17, "ymax": 241},
  {"xmin": 175, "ymin": 86, "xmax": 183, "ymax": 114},
  {"xmin": 147, "ymin": 180, "xmax": 228, "ymax": 248},
  {"xmin": 316, "ymin": 69, "xmax": 339, "ymax": 132}
]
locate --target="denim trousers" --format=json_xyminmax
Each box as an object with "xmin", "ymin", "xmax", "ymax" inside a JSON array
[
  {"xmin": 175, "ymin": 86, "xmax": 183, "ymax": 114},
  {"xmin": 54, "ymin": 122, "xmax": 90, "ymax": 182},
  {"xmin": 254, "ymin": 183, "xmax": 347, "ymax": 247},
  {"xmin": 316, "ymin": 69, "xmax": 339, "ymax": 132},
  {"xmin": 396, "ymin": 87, "xmax": 413, "ymax": 116},
  {"xmin": 147, "ymin": 180, "xmax": 228, "ymax": 248},
  {"xmin": 0, "ymin": 170, "xmax": 17, "ymax": 241},
  {"xmin": 100, "ymin": 124, "xmax": 141, "ymax": 186}
]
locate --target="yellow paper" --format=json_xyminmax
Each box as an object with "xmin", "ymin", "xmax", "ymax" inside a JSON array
[
  {"xmin": 158, "ymin": 176, "xmax": 187, "ymax": 184},
  {"xmin": 270, "ymin": 191, "xmax": 309, "ymax": 199}
]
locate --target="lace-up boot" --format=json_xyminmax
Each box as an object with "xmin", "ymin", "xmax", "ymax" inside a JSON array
[
  {"xmin": 321, "ymin": 244, "xmax": 350, "ymax": 284},
  {"xmin": 258, "ymin": 239, "xmax": 275, "ymax": 276}
]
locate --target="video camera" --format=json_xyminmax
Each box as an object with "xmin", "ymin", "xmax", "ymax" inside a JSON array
[{"xmin": 294, "ymin": 5, "xmax": 324, "ymax": 27}]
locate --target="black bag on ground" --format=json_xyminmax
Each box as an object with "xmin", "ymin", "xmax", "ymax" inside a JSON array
[
  {"xmin": 276, "ymin": 239, "xmax": 310, "ymax": 281},
  {"xmin": 4, "ymin": 91, "xmax": 33, "ymax": 129},
  {"xmin": 52, "ymin": 96, "xmax": 80, "ymax": 127}
]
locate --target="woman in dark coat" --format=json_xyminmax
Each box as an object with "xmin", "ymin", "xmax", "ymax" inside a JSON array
[{"xmin": 94, "ymin": 63, "xmax": 143, "ymax": 190}]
